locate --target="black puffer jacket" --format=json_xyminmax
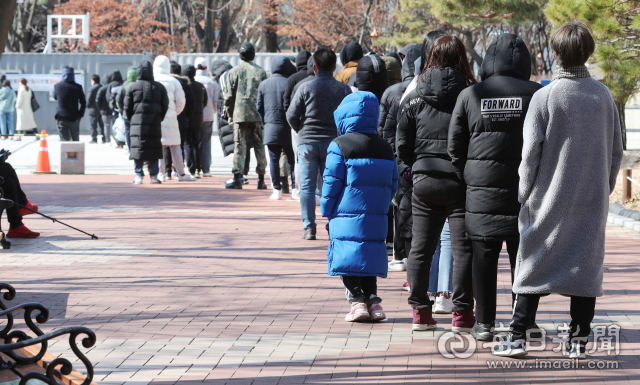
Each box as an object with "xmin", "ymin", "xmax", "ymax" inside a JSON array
[
  {"xmin": 182, "ymin": 65, "xmax": 208, "ymax": 131},
  {"xmin": 257, "ymin": 56, "xmax": 293, "ymax": 146},
  {"xmin": 448, "ymin": 33, "xmax": 543, "ymax": 242},
  {"xmin": 97, "ymin": 74, "xmax": 112, "ymax": 114},
  {"xmin": 87, "ymin": 83, "xmax": 102, "ymax": 114},
  {"xmin": 283, "ymin": 50, "xmax": 312, "ymax": 112},
  {"xmin": 355, "ymin": 55, "xmax": 389, "ymax": 101},
  {"xmin": 378, "ymin": 43, "xmax": 421, "ymax": 138},
  {"xmin": 397, "ymin": 67, "xmax": 468, "ymax": 178},
  {"xmin": 211, "ymin": 60, "xmax": 233, "ymax": 115},
  {"xmin": 210, "ymin": 60, "xmax": 235, "ymax": 156},
  {"xmin": 124, "ymin": 61, "xmax": 169, "ymax": 161}
]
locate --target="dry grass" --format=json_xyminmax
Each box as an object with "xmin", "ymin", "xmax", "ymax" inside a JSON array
[{"xmin": 610, "ymin": 169, "xmax": 640, "ymax": 211}]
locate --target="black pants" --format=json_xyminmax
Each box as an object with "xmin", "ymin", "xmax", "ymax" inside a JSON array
[
  {"xmin": 0, "ymin": 162, "xmax": 26, "ymax": 229},
  {"xmin": 89, "ymin": 112, "xmax": 104, "ymax": 141},
  {"xmin": 185, "ymin": 127, "xmax": 201, "ymax": 175},
  {"xmin": 511, "ymin": 294, "xmax": 595, "ymax": 342},
  {"xmin": 407, "ymin": 176, "xmax": 473, "ymax": 311},
  {"xmin": 125, "ymin": 119, "xmax": 131, "ymax": 149},
  {"xmin": 387, "ymin": 207, "xmax": 394, "ymax": 244},
  {"xmin": 392, "ymin": 206, "xmax": 405, "ymax": 261},
  {"xmin": 472, "ymin": 239, "xmax": 518, "ymax": 323},
  {"xmin": 342, "ymin": 276, "xmax": 381, "ymax": 304},
  {"xmin": 56, "ymin": 120, "xmax": 80, "ymax": 141},
  {"xmin": 267, "ymin": 145, "xmax": 295, "ymax": 190}
]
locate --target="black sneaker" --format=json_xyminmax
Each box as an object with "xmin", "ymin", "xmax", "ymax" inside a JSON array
[
  {"xmin": 302, "ymin": 228, "xmax": 317, "ymax": 240},
  {"xmin": 225, "ymin": 174, "xmax": 243, "ymax": 189},
  {"xmin": 493, "ymin": 334, "xmax": 527, "ymax": 357},
  {"xmin": 527, "ymin": 323, "xmax": 543, "ymax": 339},
  {"xmin": 257, "ymin": 176, "xmax": 268, "ymax": 190},
  {"xmin": 471, "ymin": 321, "xmax": 495, "ymax": 341}
]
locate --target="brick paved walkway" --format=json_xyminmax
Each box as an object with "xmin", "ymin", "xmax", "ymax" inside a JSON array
[{"xmin": 3, "ymin": 175, "xmax": 640, "ymax": 384}]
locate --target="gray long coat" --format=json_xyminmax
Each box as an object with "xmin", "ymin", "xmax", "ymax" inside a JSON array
[{"xmin": 512, "ymin": 77, "xmax": 624, "ymax": 297}]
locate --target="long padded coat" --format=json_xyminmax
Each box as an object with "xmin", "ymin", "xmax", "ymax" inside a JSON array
[
  {"xmin": 321, "ymin": 91, "xmax": 398, "ymax": 278},
  {"xmin": 153, "ymin": 56, "xmax": 186, "ymax": 146},
  {"xmin": 124, "ymin": 61, "xmax": 169, "ymax": 161}
]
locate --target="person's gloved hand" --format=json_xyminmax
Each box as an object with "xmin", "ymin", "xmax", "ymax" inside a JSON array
[{"xmin": 402, "ymin": 167, "xmax": 412, "ymax": 181}]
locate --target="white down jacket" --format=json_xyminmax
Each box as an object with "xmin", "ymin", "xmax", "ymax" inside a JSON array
[{"xmin": 153, "ymin": 56, "xmax": 185, "ymax": 146}]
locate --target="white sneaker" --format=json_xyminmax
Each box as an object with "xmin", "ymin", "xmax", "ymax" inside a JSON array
[
  {"xmin": 562, "ymin": 342, "xmax": 587, "ymax": 359},
  {"xmin": 132, "ymin": 176, "xmax": 143, "ymax": 184},
  {"xmin": 150, "ymin": 176, "xmax": 161, "ymax": 184},
  {"xmin": 177, "ymin": 174, "xmax": 197, "ymax": 182},
  {"xmin": 270, "ymin": 189, "xmax": 283, "ymax": 200},
  {"xmin": 434, "ymin": 295, "xmax": 453, "ymax": 314},
  {"xmin": 388, "ymin": 259, "xmax": 407, "ymax": 271},
  {"xmin": 368, "ymin": 303, "xmax": 386, "ymax": 321},
  {"xmin": 291, "ymin": 189, "xmax": 300, "ymax": 200},
  {"xmin": 493, "ymin": 335, "xmax": 527, "ymax": 357},
  {"xmin": 157, "ymin": 174, "xmax": 166, "ymax": 182},
  {"xmin": 202, "ymin": 172, "xmax": 214, "ymax": 177},
  {"xmin": 345, "ymin": 303, "xmax": 370, "ymax": 322}
]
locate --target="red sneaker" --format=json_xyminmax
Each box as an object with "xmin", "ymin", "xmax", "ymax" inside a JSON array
[
  {"xmin": 413, "ymin": 308, "xmax": 437, "ymax": 331},
  {"xmin": 452, "ymin": 309, "xmax": 476, "ymax": 333},
  {"xmin": 18, "ymin": 200, "xmax": 38, "ymax": 216},
  {"xmin": 7, "ymin": 225, "xmax": 40, "ymax": 239}
]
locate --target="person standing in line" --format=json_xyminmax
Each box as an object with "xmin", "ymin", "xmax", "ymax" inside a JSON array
[
  {"xmin": 105, "ymin": 70, "xmax": 123, "ymax": 143},
  {"xmin": 53, "ymin": 66, "xmax": 86, "ymax": 142},
  {"xmin": 257, "ymin": 56, "xmax": 297, "ymax": 200},
  {"xmin": 124, "ymin": 60, "xmax": 169, "ymax": 185},
  {"xmin": 97, "ymin": 73, "xmax": 112, "ymax": 143},
  {"xmin": 87, "ymin": 74, "xmax": 104, "ymax": 144},
  {"xmin": 116, "ymin": 67, "xmax": 138, "ymax": 149},
  {"xmin": 153, "ymin": 56, "xmax": 196, "ymax": 182},
  {"xmin": 395, "ymin": 36, "xmax": 476, "ymax": 332},
  {"xmin": 0, "ymin": 80, "xmax": 16, "ymax": 140},
  {"xmin": 224, "ymin": 42, "xmax": 268, "ymax": 190},
  {"xmin": 322, "ymin": 91, "xmax": 398, "ymax": 322},
  {"xmin": 494, "ymin": 22, "xmax": 624, "ymax": 359},
  {"xmin": 382, "ymin": 54, "xmax": 402, "ymax": 86},
  {"xmin": 162, "ymin": 61, "xmax": 195, "ymax": 180},
  {"xmin": 182, "ymin": 65, "xmax": 208, "ymax": 177},
  {"xmin": 448, "ymin": 34, "xmax": 543, "ymax": 341},
  {"xmin": 287, "ymin": 48, "xmax": 352, "ymax": 240},
  {"xmin": 194, "ymin": 57, "xmax": 220, "ymax": 178},
  {"xmin": 15, "ymin": 79, "xmax": 38, "ymax": 139},
  {"xmin": 334, "ymin": 41, "xmax": 363, "ymax": 84}
]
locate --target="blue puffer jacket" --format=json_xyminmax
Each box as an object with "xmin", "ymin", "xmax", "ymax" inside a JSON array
[{"xmin": 322, "ymin": 91, "xmax": 398, "ymax": 278}]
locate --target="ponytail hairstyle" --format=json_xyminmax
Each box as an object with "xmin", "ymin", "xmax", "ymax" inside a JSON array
[
  {"xmin": 422, "ymin": 35, "xmax": 477, "ymax": 86},
  {"xmin": 19, "ymin": 78, "xmax": 29, "ymax": 92}
]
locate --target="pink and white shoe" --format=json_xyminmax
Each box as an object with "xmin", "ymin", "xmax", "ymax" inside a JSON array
[
  {"xmin": 402, "ymin": 281, "xmax": 410, "ymax": 292},
  {"xmin": 368, "ymin": 303, "xmax": 386, "ymax": 321},
  {"xmin": 345, "ymin": 302, "xmax": 370, "ymax": 322}
]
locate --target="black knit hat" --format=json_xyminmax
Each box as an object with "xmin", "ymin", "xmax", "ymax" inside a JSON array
[{"xmin": 240, "ymin": 42, "xmax": 256, "ymax": 62}]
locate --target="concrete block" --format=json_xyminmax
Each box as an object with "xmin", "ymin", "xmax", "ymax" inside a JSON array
[{"xmin": 59, "ymin": 142, "xmax": 85, "ymax": 174}]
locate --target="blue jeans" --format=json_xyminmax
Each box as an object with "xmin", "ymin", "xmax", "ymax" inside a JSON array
[
  {"xmin": 200, "ymin": 121, "xmax": 213, "ymax": 173},
  {"xmin": 428, "ymin": 219, "xmax": 453, "ymax": 294},
  {"xmin": 0, "ymin": 111, "xmax": 14, "ymax": 136},
  {"xmin": 134, "ymin": 159, "xmax": 159, "ymax": 177},
  {"xmin": 298, "ymin": 141, "xmax": 331, "ymax": 229}
]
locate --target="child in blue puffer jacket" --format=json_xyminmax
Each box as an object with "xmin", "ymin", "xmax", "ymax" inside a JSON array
[{"xmin": 321, "ymin": 91, "xmax": 398, "ymax": 322}]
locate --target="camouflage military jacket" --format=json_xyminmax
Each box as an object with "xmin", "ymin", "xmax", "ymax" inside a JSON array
[{"xmin": 224, "ymin": 61, "xmax": 267, "ymax": 123}]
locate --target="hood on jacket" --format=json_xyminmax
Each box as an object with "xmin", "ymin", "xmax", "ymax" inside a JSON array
[
  {"xmin": 382, "ymin": 56, "xmax": 402, "ymax": 86},
  {"xmin": 296, "ymin": 50, "xmax": 312, "ymax": 72},
  {"xmin": 306, "ymin": 56, "xmax": 315, "ymax": 76},
  {"xmin": 211, "ymin": 60, "xmax": 233, "ymax": 80},
  {"xmin": 153, "ymin": 55, "xmax": 171, "ymax": 76},
  {"xmin": 334, "ymin": 91, "xmax": 379, "ymax": 136},
  {"xmin": 386, "ymin": 52, "xmax": 402, "ymax": 65},
  {"xmin": 271, "ymin": 56, "xmax": 296, "ymax": 77},
  {"xmin": 182, "ymin": 65, "xmax": 197, "ymax": 80},
  {"xmin": 399, "ymin": 43, "xmax": 415, "ymax": 59},
  {"xmin": 340, "ymin": 41, "xmax": 364, "ymax": 66},
  {"xmin": 420, "ymin": 30, "xmax": 447, "ymax": 73},
  {"xmin": 355, "ymin": 55, "xmax": 389, "ymax": 101},
  {"xmin": 416, "ymin": 67, "xmax": 468, "ymax": 108},
  {"xmin": 480, "ymin": 33, "xmax": 531, "ymax": 81},
  {"xmin": 62, "ymin": 67, "xmax": 75, "ymax": 83},
  {"xmin": 126, "ymin": 67, "xmax": 137, "ymax": 83},
  {"xmin": 101, "ymin": 73, "xmax": 112, "ymax": 85},
  {"xmin": 137, "ymin": 61, "xmax": 154, "ymax": 81},
  {"xmin": 401, "ymin": 43, "xmax": 422, "ymax": 82},
  {"xmin": 110, "ymin": 70, "xmax": 123, "ymax": 83}
]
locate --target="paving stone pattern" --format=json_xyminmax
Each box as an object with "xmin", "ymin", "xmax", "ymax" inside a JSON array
[{"xmin": 3, "ymin": 175, "xmax": 640, "ymax": 384}]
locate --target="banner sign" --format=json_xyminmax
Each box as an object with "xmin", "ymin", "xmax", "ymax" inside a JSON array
[{"xmin": 3, "ymin": 74, "xmax": 84, "ymax": 92}]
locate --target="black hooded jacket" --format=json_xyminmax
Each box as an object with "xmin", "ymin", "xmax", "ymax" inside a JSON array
[
  {"xmin": 209, "ymin": 60, "xmax": 235, "ymax": 156},
  {"xmin": 97, "ymin": 74, "xmax": 112, "ymax": 114},
  {"xmin": 355, "ymin": 55, "xmax": 389, "ymax": 101},
  {"xmin": 258, "ymin": 56, "xmax": 294, "ymax": 146},
  {"xmin": 288, "ymin": 56, "xmax": 315, "ymax": 111},
  {"xmin": 448, "ymin": 33, "xmax": 543, "ymax": 242},
  {"xmin": 210, "ymin": 60, "xmax": 233, "ymax": 117},
  {"xmin": 124, "ymin": 61, "xmax": 169, "ymax": 161},
  {"xmin": 182, "ymin": 65, "xmax": 208, "ymax": 131},
  {"xmin": 170, "ymin": 66, "xmax": 195, "ymax": 132},
  {"xmin": 106, "ymin": 70, "xmax": 123, "ymax": 113},
  {"xmin": 396, "ymin": 67, "xmax": 469, "ymax": 178},
  {"xmin": 283, "ymin": 50, "xmax": 312, "ymax": 113}
]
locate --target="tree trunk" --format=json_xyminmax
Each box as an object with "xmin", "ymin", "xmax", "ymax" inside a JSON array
[
  {"xmin": 217, "ymin": 8, "xmax": 232, "ymax": 52},
  {"xmin": 264, "ymin": 0, "xmax": 278, "ymax": 52},
  {"xmin": 358, "ymin": 0, "xmax": 374, "ymax": 46},
  {"xmin": 616, "ymin": 99, "xmax": 628, "ymax": 151},
  {"xmin": 0, "ymin": 0, "xmax": 17, "ymax": 58}
]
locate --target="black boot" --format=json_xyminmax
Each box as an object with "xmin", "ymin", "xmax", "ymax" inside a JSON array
[
  {"xmin": 225, "ymin": 174, "xmax": 243, "ymax": 189},
  {"xmin": 282, "ymin": 180, "xmax": 290, "ymax": 194},
  {"xmin": 257, "ymin": 175, "xmax": 267, "ymax": 190}
]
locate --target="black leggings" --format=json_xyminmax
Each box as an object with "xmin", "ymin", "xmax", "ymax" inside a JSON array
[{"xmin": 342, "ymin": 276, "xmax": 381, "ymax": 304}]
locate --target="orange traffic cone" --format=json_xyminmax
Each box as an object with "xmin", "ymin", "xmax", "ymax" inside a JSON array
[{"xmin": 33, "ymin": 130, "xmax": 56, "ymax": 174}]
